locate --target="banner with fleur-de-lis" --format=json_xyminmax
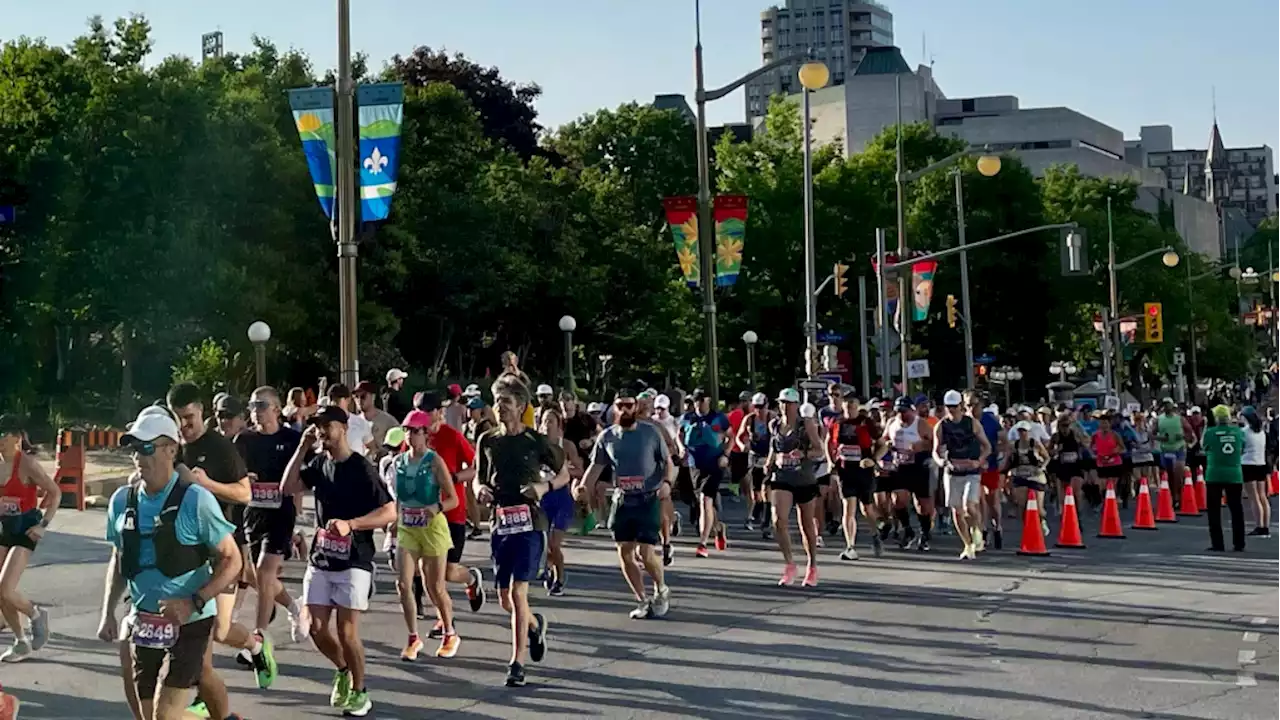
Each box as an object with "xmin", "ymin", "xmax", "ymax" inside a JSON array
[
  {"xmin": 356, "ymin": 82, "xmax": 404, "ymax": 222},
  {"xmin": 712, "ymin": 195, "xmax": 748, "ymax": 287},
  {"xmin": 288, "ymin": 88, "xmax": 337, "ymax": 218},
  {"xmin": 662, "ymin": 196, "xmax": 700, "ymax": 288}
]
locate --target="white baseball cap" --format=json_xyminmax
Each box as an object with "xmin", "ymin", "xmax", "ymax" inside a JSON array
[
  {"xmin": 385, "ymin": 368, "xmax": 408, "ymax": 383},
  {"xmin": 653, "ymin": 394, "xmax": 671, "ymax": 409},
  {"xmin": 751, "ymin": 392, "xmax": 768, "ymax": 406},
  {"xmin": 536, "ymin": 384, "xmax": 554, "ymax": 396},
  {"xmin": 777, "ymin": 387, "xmax": 801, "ymax": 404},
  {"xmin": 463, "ymin": 383, "xmax": 481, "ymax": 397},
  {"xmin": 799, "ymin": 402, "xmax": 817, "ymax": 419},
  {"xmin": 587, "ymin": 402, "xmax": 604, "ymax": 413},
  {"xmin": 943, "ymin": 390, "xmax": 963, "ymax": 407},
  {"xmin": 122, "ymin": 408, "xmax": 180, "ymax": 445},
  {"xmin": 1014, "ymin": 420, "xmax": 1034, "ymax": 432}
]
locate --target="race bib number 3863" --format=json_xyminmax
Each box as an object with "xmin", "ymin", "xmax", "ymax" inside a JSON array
[
  {"xmin": 315, "ymin": 529, "xmax": 352, "ymax": 560},
  {"xmin": 132, "ymin": 612, "xmax": 178, "ymax": 650},
  {"xmin": 494, "ymin": 505, "xmax": 534, "ymax": 536}
]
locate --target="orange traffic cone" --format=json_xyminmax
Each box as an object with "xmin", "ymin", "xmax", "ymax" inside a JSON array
[
  {"xmin": 1098, "ymin": 480, "xmax": 1127, "ymax": 539},
  {"xmin": 1016, "ymin": 489, "xmax": 1051, "ymax": 556},
  {"xmin": 1196, "ymin": 472, "xmax": 1208, "ymax": 510},
  {"xmin": 1269, "ymin": 470, "xmax": 1279, "ymax": 498},
  {"xmin": 1132, "ymin": 479, "xmax": 1158, "ymax": 530},
  {"xmin": 1155, "ymin": 477, "xmax": 1178, "ymax": 523},
  {"xmin": 1178, "ymin": 474, "xmax": 1200, "ymax": 516},
  {"xmin": 1055, "ymin": 485, "xmax": 1086, "ymax": 548}
]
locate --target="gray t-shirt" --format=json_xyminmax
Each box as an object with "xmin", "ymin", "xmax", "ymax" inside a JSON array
[{"xmin": 590, "ymin": 422, "xmax": 667, "ymax": 498}]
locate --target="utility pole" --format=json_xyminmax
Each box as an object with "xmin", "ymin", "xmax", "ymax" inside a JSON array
[{"xmin": 335, "ymin": 0, "xmax": 359, "ymax": 387}]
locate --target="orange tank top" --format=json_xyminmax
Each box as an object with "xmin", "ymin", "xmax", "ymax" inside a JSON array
[{"xmin": 1, "ymin": 452, "xmax": 38, "ymax": 516}]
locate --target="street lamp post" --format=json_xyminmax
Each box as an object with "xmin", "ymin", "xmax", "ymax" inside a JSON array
[
  {"xmin": 742, "ymin": 330, "xmax": 758, "ymax": 390},
  {"xmin": 1049, "ymin": 361, "xmax": 1078, "ymax": 384},
  {"xmin": 335, "ymin": 0, "xmax": 359, "ymax": 387},
  {"xmin": 953, "ymin": 155, "xmax": 1000, "ymax": 389},
  {"xmin": 247, "ymin": 321, "xmax": 271, "ymax": 387},
  {"xmin": 799, "ymin": 60, "xmax": 828, "ymax": 378},
  {"xmin": 1107, "ymin": 234, "xmax": 1180, "ymax": 394},
  {"xmin": 559, "ymin": 315, "xmax": 577, "ymax": 393}
]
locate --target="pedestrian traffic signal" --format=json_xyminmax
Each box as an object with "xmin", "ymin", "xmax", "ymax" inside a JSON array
[
  {"xmin": 833, "ymin": 262, "xmax": 848, "ymax": 297},
  {"xmin": 1144, "ymin": 302, "xmax": 1163, "ymax": 343},
  {"xmin": 946, "ymin": 295, "xmax": 958, "ymax": 328}
]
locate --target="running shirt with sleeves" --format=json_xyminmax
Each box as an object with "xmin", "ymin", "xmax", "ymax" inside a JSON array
[
  {"xmin": 181, "ymin": 430, "xmax": 247, "ymax": 531},
  {"xmin": 234, "ymin": 426, "xmax": 302, "ymax": 532},
  {"xmin": 427, "ymin": 424, "xmax": 474, "ymax": 525},
  {"xmin": 475, "ymin": 428, "xmax": 563, "ymax": 533},
  {"xmin": 590, "ymin": 422, "xmax": 667, "ymax": 498},
  {"xmin": 1203, "ymin": 425, "xmax": 1244, "ymax": 484},
  {"xmin": 300, "ymin": 452, "xmax": 392, "ymax": 572},
  {"xmin": 106, "ymin": 472, "xmax": 234, "ymax": 624}
]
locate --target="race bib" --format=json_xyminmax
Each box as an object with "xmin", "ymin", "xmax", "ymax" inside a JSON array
[
  {"xmin": 315, "ymin": 529, "xmax": 352, "ymax": 560},
  {"xmin": 895, "ymin": 448, "xmax": 914, "ymax": 463},
  {"xmin": 132, "ymin": 612, "xmax": 178, "ymax": 650},
  {"xmin": 400, "ymin": 506, "xmax": 429, "ymax": 528},
  {"xmin": 1059, "ymin": 451, "xmax": 1078, "ymax": 464},
  {"xmin": 494, "ymin": 505, "xmax": 534, "ymax": 536},
  {"xmin": 1012, "ymin": 465, "xmax": 1041, "ymax": 478},
  {"xmin": 838, "ymin": 445, "xmax": 862, "ymax": 462},
  {"xmin": 1097, "ymin": 454, "xmax": 1122, "ymax": 468},
  {"xmin": 618, "ymin": 475, "xmax": 644, "ymax": 493},
  {"xmin": 0, "ymin": 497, "xmax": 20, "ymax": 517},
  {"xmin": 1132, "ymin": 452, "xmax": 1154, "ymax": 464},
  {"xmin": 248, "ymin": 482, "xmax": 282, "ymax": 510},
  {"xmin": 778, "ymin": 452, "xmax": 802, "ymax": 469}
]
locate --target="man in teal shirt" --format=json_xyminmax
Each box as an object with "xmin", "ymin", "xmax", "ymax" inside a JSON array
[
  {"xmin": 1202, "ymin": 405, "xmax": 1246, "ymax": 553},
  {"xmin": 98, "ymin": 407, "xmax": 243, "ymax": 720}
]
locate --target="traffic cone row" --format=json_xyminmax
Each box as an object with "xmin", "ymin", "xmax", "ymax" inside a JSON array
[{"xmin": 1132, "ymin": 479, "xmax": 1157, "ymax": 530}]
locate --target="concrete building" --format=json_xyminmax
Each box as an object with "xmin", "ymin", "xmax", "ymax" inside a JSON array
[{"xmin": 745, "ymin": 0, "xmax": 895, "ymax": 120}]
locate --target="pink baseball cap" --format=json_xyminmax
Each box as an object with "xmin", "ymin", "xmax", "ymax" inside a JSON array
[{"xmin": 402, "ymin": 409, "xmax": 433, "ymax": 429}]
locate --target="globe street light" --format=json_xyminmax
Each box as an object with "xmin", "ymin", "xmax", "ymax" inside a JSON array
[
  {"xmin": 797, "ymin": 60, "xmax": 828, "ymax": 378},
  {"xmin": 1162, "ymin": 250, "xmax": 1180, "ymax": 268},
  {"xmin": 742, "ymin": 330, "xmax": 759, "ymax": 390},
  {"xmin": 976, "ymin": 155, "xmax": 1001, "ymax": 177},
  {"xmin": 558, "ymin": 315, "xmax": 577, "ymax": 393},
  {"xmin": 247, "ymin": 321, "xmax": 271, "ymax": 387}
]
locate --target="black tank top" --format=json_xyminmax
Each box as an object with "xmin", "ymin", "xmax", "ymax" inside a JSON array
[
  {"xmin": 770, "ymin": 418, "xmax": 814, "ymax": 485},
  {"xmin": 940, "ymin": 417, "xmax": 980, "ymax": 461}
]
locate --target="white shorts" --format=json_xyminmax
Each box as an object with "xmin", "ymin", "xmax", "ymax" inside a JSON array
[
  {"xmin": 303, "ymin": 566, "xmax": 372, "ymax": 611},
  {"xmin": 944, "ymin": 471, "xmax": 982, "ymax": 510}
]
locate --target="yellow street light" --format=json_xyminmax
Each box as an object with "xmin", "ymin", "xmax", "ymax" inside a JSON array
[
  {"xmin": 797, "ymin": 61, "xmax": 829, "ymax": 91},
  {"xmin": 976, "ymin": 155, "xmax": 1001, "ymax": 177},
  {"xmin": 1161, "ymin": 250, "xmax": 1180, "ymax": 268}
]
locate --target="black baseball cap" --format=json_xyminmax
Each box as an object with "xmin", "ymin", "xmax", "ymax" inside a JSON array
[
  {"xmin": 327, "ymin": 383, "xmax": 352, "ymax": 401},
  {"xmin": 214, "ymin": 395, "xmax": 243, "ymax": 417},
  {"xmin": 308, "ymin": 405, "xmax": 349, "ymax": 426},
  {"xmin": 615, "ymin": 386, "xmax": 637, "ymax": 400},
  {"xmin": 692, "ymin": 388, "xmax": 710, "ymax": 401},
  {"xmin": 414, "ymin": 391, "xmax": 443, "ymax": 412}
]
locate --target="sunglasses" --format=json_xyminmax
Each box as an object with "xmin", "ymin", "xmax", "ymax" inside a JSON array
[
  {"xmin": 129, "ymin": 441, "xmax": 158, "ymax": 456},
  {"xmin": 407, "ymin": 427, "xmax": 428, "ymax": 435},
  {"xmin": 247, "ymin": 400, "xmax": 271, "ymax": 411},
  {"xmin": 614, "ymin": 400, "xmax": 636, "ymax": 409},
  {"xmin": 216, "ymin": 412, "xmax": 239, "ymax": 421}
]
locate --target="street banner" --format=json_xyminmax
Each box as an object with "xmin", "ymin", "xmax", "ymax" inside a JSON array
[
  {"xmin": 288, "ymin": 88, "xmax": 337, "ymax": 219},
  {"xmin": 871, "ymin": 253, "xmax": 902, "ymax": 330},
  {"xmin": 663, "ymin": 196, "xmax": 700, "ymax": 288},
  {"xmin": 356, "ymin": 82, "xmax": 404, "ymax": 222},
  {"xmin": 712, "ymin": 194, "xmax": 748, "ymax": 286},
  {"xmin": 910, "ymin": 259, "xmax": 937, "ymax": 321}
]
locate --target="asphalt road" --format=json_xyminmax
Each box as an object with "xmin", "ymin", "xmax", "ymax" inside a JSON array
[{"xmin": 3, "ymin": 495, "xmax": 1276, "ymax": 720}]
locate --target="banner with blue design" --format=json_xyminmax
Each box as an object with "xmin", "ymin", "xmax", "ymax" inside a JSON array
[
  {"xmin": 356, "ymin": 82, "xmax": 404, "ymax": 222},
  {"xmin": 0, "ymin": 206, "xmax": 14, "ymax": 224},
  {"xmin": 287, "ymin": 88, "xmax": 337, "ymax": 219}
]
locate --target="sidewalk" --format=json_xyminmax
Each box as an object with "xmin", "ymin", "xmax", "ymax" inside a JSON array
[{"xmin": 34, "ymin": 448, "xmax": 134, "ymax": 501}]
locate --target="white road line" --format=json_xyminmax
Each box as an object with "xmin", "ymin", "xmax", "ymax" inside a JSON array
[
  {"xmin": 1242, "ymin": 632, "xmax": 1260, "ymax": 643},
  {"xmin": 1238, "ymin": 649, "xmax": 1257, "ymax": 665},
  {"xmin": 1250, "ymin": 616, "xmax": 1268, "ymax": 625},
  {"xmin": 1236, "ymin": 673, "xmax": 1257, "ymax": 687},
  {"xmin": 1137, "ymin": 677, "xmax": 1236, "ymax": 686}
]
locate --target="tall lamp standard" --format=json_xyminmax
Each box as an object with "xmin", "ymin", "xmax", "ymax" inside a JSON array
[
  {"xmin": 1107, "ymin": 232, "xmax": 1180, "ymax": 393},
  {"xmin": 798, "ymin": 59, "xmax": 829, "ymax": 377},
  {"xmin": 742, "ymin": 330, "xmax": 758, "ymax": 390},
  {"xmin": 247, "ymin": 321, "xmax": 271, "ymax": 387},
  {"xmin": 559, "ymin": 315, "xmax": 577, "ymax": 393}
]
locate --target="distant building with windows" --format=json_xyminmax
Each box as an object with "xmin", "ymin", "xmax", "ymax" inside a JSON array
[{"xmin": 744, "ymin": 1, "xmax": 895, "ymax": 121}]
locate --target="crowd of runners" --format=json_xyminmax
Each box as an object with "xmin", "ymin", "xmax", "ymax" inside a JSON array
[{"xmin": 0, "ymin": 353, "xmax": 1275, "ymax": 718}]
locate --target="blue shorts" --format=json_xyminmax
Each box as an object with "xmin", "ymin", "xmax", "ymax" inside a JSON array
[
  {"xmin": 1159, "ymin": 450, "xmax": 1186, "ymax": 468},
  {"xmin": 490, "ymin": 530, "xmax": 546, "ymax": 589},
  {"xmin": 540, "ymin": 486, "xmax": 575, "ymax": 532}
]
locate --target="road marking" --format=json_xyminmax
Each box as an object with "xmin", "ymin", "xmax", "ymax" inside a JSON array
[
  {"xmin": 1250, "ymin": 616, "xmax": 1268, "ymax": 625},
  {"xmin": 1242, "ymin": 632, "xmax": 1260, "ymax": 643},
  {"xmin": 1236, "ymin": 673, "xmax": 1257, "ymax": 687},
  {"xmin": 1138, "ymin": 677, "xmax": 1236, "ymax": 686},
  {"xmin": 1238, "ymin": 650, "xmax": 1257, "ymax": 665}
]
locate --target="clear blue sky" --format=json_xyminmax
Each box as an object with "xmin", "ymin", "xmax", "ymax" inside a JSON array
[{"xmin": 5, "ymin": 0, "xmax": 1278, "ymax": 150}]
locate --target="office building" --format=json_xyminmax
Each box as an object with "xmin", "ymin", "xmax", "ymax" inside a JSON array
[{"xmin": 745, "ymin": 1, "xmax": 895, "ymax": 120}]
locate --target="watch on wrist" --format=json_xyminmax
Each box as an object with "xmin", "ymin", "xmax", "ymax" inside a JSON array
[{"xmin": 191, "ymin": 593, "xmax": 207, "ymax": 613}]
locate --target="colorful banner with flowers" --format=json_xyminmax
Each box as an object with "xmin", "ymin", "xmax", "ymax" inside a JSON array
[
  {"xmin": 663, "ymin": 196, "xmax": 700, "ymax": 288},
  {"xmin": 288, "ymin": 88, "xmax": 337, "ymax": 219},
  {"xmin": 356, "ymin": 82, "xmax": 404, "ymax": 222},
  {"xmin": 871, "ymin": 254, "xmax": 902, "ymax": 330},
  {"xmin": 911, "ymin": 259, "xmax": 938, "ymax": 321},
  {"xmin": 712, "ymin": 194, "xmax": 748, "ymax": 287}
]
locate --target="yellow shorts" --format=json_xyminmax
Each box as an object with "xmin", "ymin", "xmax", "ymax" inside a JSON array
[{"xmin": 397, "ymin": 512, "xmax": 453, "ymax": 558}]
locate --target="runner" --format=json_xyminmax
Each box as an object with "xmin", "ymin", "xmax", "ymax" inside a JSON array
[
  {"xmin": 830, "ymin": 395, "xmax": 884, "ymax": 559},
  {"xmin": 799, "ymin": 401, "xmax": 831, "ymax": 548},
  {"xmin": 1126, "ymin": 409, "xmax": 1159, "ymax": 490},
  {"xmin": 98, "ymin": 407, "xmax": 245, "ymax": 720},
  {"xmin": 678, "ymin": 389, "xmax": 730, "ymax": 558},
  {"xmin": 534, "ymin": 384, "xmax": 556, "ymax": 428},
  {"xmin": 1186, "ymin": 406, "xmax": 1207, "ymax": 483},
  {"xmin": 281, "ymin": 404, "xmax": 395, "ymax": 717},
  {"xmin": 1090, "ymin": 412, "xmax": 1127, "ymax": 503},
  {"xmin": 1047, "ymin": 412, "xmax": 1088, "ymax": 522},
  {"xmin": 1155, "ymin": 398, "xmax": 1192, "ymax": 508},
  {"xmin": 634, "ymin": 392, "xmax": 681, "ymax": 567},
  {"xmin": 935, "ymin": 390, "xmax": 991, "ymax": 560},
  {"xmin": 880, "ymin": 397, "xmax": 936, "ymax": 551},
  {"xmin": 233, "ymin": 387, "xmax": 308, "ymax": 660},
  {"xmin": 214, "ymin": 395, "xmax": 246, "ymax": 438},
  {"xmin": 1006, "ymin": 420, "xmax": 1050, "ymax": 537},
  {"xmin": 0, "ymin": 415, "xmax": 59, "ymax": 662},
  {"xmin": 1202, "ymin": 405, "xmax": 1246, "ymax": 552},
  {"xmin": 443, "ymin": 384, "xmax": 467, "ymax": 431},
  {"xmin": 763, "ymin": 388, "xmax": 825, "ymax": 585},
  {"xmin": 382, "ymin": 369, "xmax": 412, "ymax": 421},
  {"xmin": 582, "ymin": 388, "xmax": 673, "ymax": 618},
  {"xmin": 462, "ymin": 395, "xmax": 495, "ymax": 539},
  {"xmin": 327, "ymin": 384, "xmax": 375, "ymax": 457},
  {"xmin": 282, "ymin": 387, "xmax": 315, "ymax": 432},
  {"xmin": 391, "ymin": 409, "xmax": 461, "ymax": 661},
  {"xmin": 353, "ymin": 381, "xmax": 398, "ymax": 460},
  {"xmin": 473, "ymin": 373, "xmax": 563, "ymax": 688},
  {"xmin": 166, "ymin": 381, "xmax": 278, "ymax": 715},
  {"xmin": 1239, "ymin": 406, "xmax": 1271, "ymax": 537},
  {"xmin": 974, "ymin": 397, "xmax": 1006, "ymax": 549},
  {"xmin": 733, "ymin": 393, "xmax": 773, "ymax": 535},
  {"xmin": 537, "ymin": 406, "xmax": 583, "ymax": 596}
]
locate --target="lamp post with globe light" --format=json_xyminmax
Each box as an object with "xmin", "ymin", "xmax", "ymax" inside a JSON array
[
  {"xmin": 559, "ymin": 315, "xmax": 577, "ymax": 393},
  {"xmin": 798, "ymin": 59, "xmax": 829, "ymax": 377},
  {"xmin": 742, "ymin": 330, "xmax": 759, "ymax": 390},
  {"xmin": 1106, "ymin": 203, "xmax": 1180, "ymax": 395},
  {"xmin": 247, "ymin": 321, "xmax": 271, "ymax": 387},
  {"xmin": 1049, "ymin": 361, "xmax": 1078, "ymax": 384}
]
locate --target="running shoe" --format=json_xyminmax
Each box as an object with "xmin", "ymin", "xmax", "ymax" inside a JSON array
[
  {"xmin": 467, "ymin": 522, "xmax": 483, "ymax": 540},
  {"xmin": 695, "ymin": 544, "xmax": 710, "ymax": 558},
  {"xmin": 543, "ymin": 572, "xmax": 554, "ymax": 593},
  {"xmin": 971, "ymin": 527, "xmax": 986, "ymax": 553},
  {"xmin": 342, "ymin": 688, "xmax": 371, "ymax": 717},
  {"xmin": 506, "ymin": 661, "xmax": 527, "ymax": 687},
  {"xmin": 528, "ymin": 613, "xmax": 548, "ymax": 663},
  {"xmin": 651, "ymin": 586, "xmax": 671, "ymax": 618},
  {"xmin": 815, "ymin": 535, "xmax": 825, "ymax": 548},
  {"xmin": 549, "ymin": 580, "xmax": 565, "ymax": 597},
  {"xmin": 778, "ymin": 563, "xmax": 798, "ymax": 586},
  {"xmin": 1040, "ymin": 518, "xmax": 1050, "ymax": 537},
  {"xmin": 959, "ymin": 544, "xmax": 975, "ymax": 560},
  {"xmin": 289, "ymin": 603, "xmax": 309, "ymax": 643},
  {"xmin": 802, "ymin": 566, "xmax": 819, "ymax": 587},
  {"xmin": 629, "ymin": 599, "xmax": 654, "ymax": 619},
  {"xmin": 993, "ymin": 529, "xmax": 1004, "ymax": 550},
  {"xmin": 330, "ymin": 669, "xmax": 352, "ymax": 708},
  {"xmin": 427, "ymin": 619, "xmax": 445, "ymax": 639},
  {"xmin": 436, "ymin": 633, "xmax": 461, "ymax": 658},
  {"xmin": 715, "ymin": 525, "xmax": 728, "ymax": 551},
  {"xmin": 839, "ymin": 547, "xmax": 859, "ymax": 561},
  {"xmin": 917, "ymin": 537, "xmax": 931, "ymax": 552},
  {"xmin": 29, "ymin": 606, "xmax": 49, "ymax": 651},
  {"xmin": 401, "ymin": 635, "xmax": 424, "ymax": 662},
  {"xmin": 235, "ymin": 649, "xmax": 253, "ymax": 668},
  {"xmin": 898, "ymin": 528, "xmax": 916, "ymax": 550},
  {"xmin": 252, "ymin": 633, "xmax": 278, "ymax": 689},
  {"xmin": 671, "ymin": 512, "xmax": 682, "ymax": 537},
  {"xmin": 662, "ymin": 543, "xmax": 674, "ymax": 567},
  {"xmin": 466, "ymin": 567, "xmax": 487, "ymax": 611},
  {"xmin": 1248, "ymin": 527, "xmax": 1268, "ymax": 536},
  {"xmin": 744, "ymin": 518, "xmax": 757, "ymax": 532},
  {"xmin": 0, "ymin": 640, "xmax": 31, "ymax": 663},
  {"xmin": 186, "ymin": 699, "xmax": 210, "ymax": 718},
  {"xmin": 761, "ymin": 527, "xmax": 773, "ymax": 541},
  {"xmin": 871, "ymin": 535, "xmax": 884, "ymax": 558}
]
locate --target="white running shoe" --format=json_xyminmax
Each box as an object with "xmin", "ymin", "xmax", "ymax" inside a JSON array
[{"xmin": 289, "ymin": 604, "xmax": 309, "ymax": 643}]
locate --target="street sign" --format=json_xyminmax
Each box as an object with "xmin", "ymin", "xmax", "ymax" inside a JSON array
[
  {"xmin": 906, "ymin": 360, "xmax": 931, "ymax": 379},
  {"xmin": 816, "ymin": 330, "xmax": 846, "ymax": 344},
  {"xmin": 974, "ymin": 353, "xmax": 996, "ymax": 365},
  {"xmin": 799, "ymin": 379, "xmax": 829, "ymax": 394},
  {"xmin": 1126, "ymin": 402, "xmax": 1141, "ymax": 415},
  {"xmin": 1104, "ymin": 395, "xmax": 1121, "ymax": 411}
]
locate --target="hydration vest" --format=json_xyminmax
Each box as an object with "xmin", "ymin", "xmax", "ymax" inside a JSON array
[{"xmin": 120, "ymin": 480, "xmax": 210, "ymax": 580}]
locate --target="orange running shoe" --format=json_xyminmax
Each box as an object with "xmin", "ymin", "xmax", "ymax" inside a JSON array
[
  {"xmin": 400, "ymin": 635, "xmax": 424, "ymax": 662},
  {"xmin": 436, "ymin": 633, "xmax": 461, "ymax": 659}
]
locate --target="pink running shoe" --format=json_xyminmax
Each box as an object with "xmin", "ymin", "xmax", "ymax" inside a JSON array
[
  {"xmin": 802, "ymin": 565, "xmax": 819, "ymax": 587},
  {"xmin": 778, "ymin": 563, "xmax": 797, "ymax": 586}
]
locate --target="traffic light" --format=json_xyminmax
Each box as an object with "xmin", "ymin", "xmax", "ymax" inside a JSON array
[
  {"xmin": 946, "ymin": 294, "xmax": 959, "ymax": 328},
  {"xmin": 833, "ymin": 262, "xmax": 848, "ymax": 297},
  {"xmin": 1144, "ymin": 302, "xmax": 1163, "ymax": 343}
]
